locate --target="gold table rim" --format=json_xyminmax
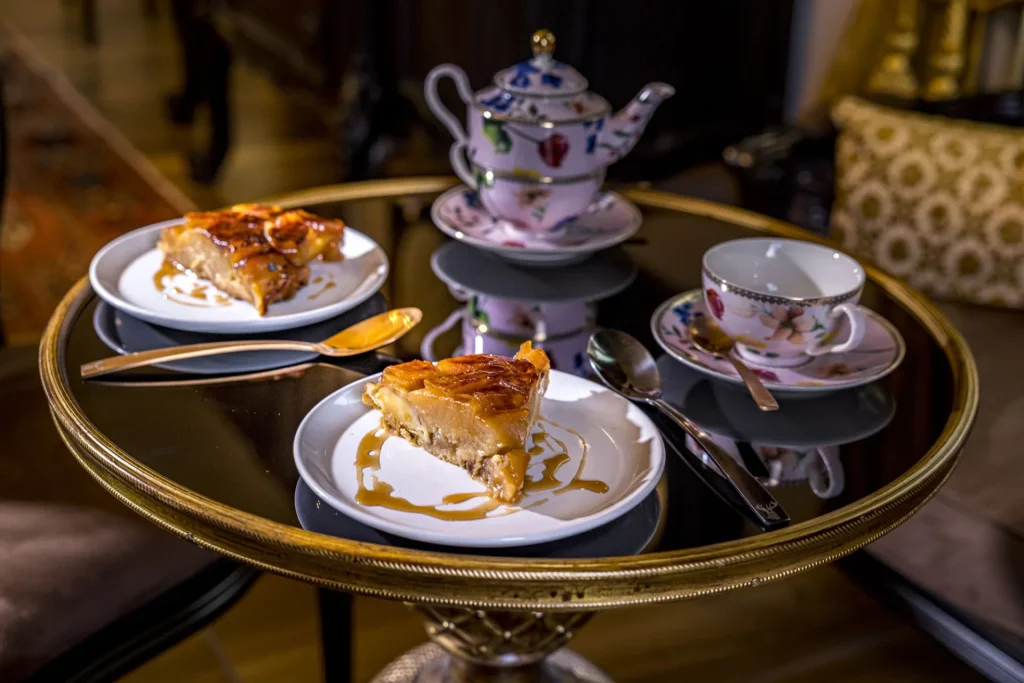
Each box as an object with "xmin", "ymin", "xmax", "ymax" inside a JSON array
[{"xmin": 39, "ymin": 176, "xmax": 979, "ymax": 609}]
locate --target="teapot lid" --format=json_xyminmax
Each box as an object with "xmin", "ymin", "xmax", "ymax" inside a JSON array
[{"xmin": 494, "ymin": 30, "xmax": 588, "ymax": 96}]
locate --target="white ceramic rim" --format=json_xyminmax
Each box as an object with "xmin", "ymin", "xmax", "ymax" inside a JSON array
[
  {"xmin": 702, "ymin": 237, "xmax": 866, "ymax": 305},
  {"xmin": 88, "ymin": 219, "xmax": 389, "ymax": 334},
  {"xmin": 649, "ymin": 290, "xmax": 907, "ymax": 395},
  {"xmin": 293, "ymin": 369, "xmax": 666, "ymax": 548},
  {"xmin": 430, "ymin": 185, "xmax": 641, "ymax": 259}
]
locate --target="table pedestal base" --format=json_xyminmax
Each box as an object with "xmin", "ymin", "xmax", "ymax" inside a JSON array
[
  {"xmin": 370, "ymin": 643, "xmax": 613, "ymax": 683},
  {"xmin": 370, "ymin": 607, "xmax": 610, "ymax": 683}
]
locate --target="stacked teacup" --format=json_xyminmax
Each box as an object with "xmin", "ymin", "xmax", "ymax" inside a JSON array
[{"xmin": 425, "ymin": 29, "xmax": 673, "ymax": 265}]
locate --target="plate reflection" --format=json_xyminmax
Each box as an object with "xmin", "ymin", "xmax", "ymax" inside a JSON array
[{"xmin": 294, "ymin": 477, "xmax": 666, "ymax": 559}]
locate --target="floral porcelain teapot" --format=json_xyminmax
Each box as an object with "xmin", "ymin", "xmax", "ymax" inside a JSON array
[{"xmin": 425, "ymin": 29, "xmax": 674, "ymax": 188}]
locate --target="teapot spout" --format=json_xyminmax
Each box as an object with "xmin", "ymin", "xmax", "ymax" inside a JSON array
[{"xmin": 595, "ymin": 83, "xmax": 675, "ymax": 163}]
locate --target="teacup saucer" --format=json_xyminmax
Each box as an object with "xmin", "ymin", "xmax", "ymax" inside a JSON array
[
  {"xmin": 431, "ymin": 185, "xmax": 641, "ymax": 266},
  {"xmin": 651, "ymin": 290, "xmax": 906, "ymax": 395}
]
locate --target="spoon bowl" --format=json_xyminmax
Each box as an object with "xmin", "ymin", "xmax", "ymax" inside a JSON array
[
  {"xmin": 317, "ymin": 307, "xmax": 422, "ymax": 353},
  {"xmin": 688, "ymin": 315, "xmax": 736, "ymax": 356},
  {"xmin": 586, "ymin": 329, "xmax": 663, "ymax": 401},
  {"xmin": 687, "ymin": 316, "xmax": 779, "ymax": 412}
]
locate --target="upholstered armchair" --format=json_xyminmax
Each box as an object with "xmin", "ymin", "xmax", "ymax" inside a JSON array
[{"xmin": 725, "ymin": 1, "xmax": 1024, "ymax": 679}]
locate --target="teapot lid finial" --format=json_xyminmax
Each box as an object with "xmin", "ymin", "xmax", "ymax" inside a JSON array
[
  {"xmin": 531, "ymin": 29, "xmax": 556, "ymax": 59},
  {"xmin": 493, "ymin": 29, "xmax": 587, "ymax": 95}
]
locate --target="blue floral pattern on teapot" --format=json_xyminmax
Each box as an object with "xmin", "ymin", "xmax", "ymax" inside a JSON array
[{"xmin": 425, "ymin": 29, "xmax": 674, "ymax": 185}]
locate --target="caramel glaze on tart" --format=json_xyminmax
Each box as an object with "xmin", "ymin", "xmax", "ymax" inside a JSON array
[
  {"xmin": 362, "ymin": 342, "xmax": 550, "ymax": 503},
  {"xmin": 157, "ymin": 203, "xmax": 344, "ymax": 315}
]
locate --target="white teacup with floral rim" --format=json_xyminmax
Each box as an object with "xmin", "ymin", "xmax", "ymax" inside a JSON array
[{"xmin": 701, "ymin": 238, "xmax": 867, "ymax": 368}]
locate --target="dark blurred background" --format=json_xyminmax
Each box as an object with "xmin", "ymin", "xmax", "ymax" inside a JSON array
[
  {"xmin": 1, "ymin": 0, "xmax": 799, "ymax": 213},
  {"xmin": 207, "ymin": 0, "xmax": 793, "ymax": 182}
]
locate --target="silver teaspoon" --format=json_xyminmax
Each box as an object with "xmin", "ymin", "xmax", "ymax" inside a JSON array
[{"xmin": 587, "ymin": 329, "xmax": 789, "ymax": 529}]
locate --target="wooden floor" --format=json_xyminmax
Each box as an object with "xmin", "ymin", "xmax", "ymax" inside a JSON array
[{"xmin": 0, "ymin": 2, "xmax": 991, "ymax": 681}]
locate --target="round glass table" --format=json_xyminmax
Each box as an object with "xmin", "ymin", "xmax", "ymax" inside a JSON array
[{"xmin": 40, "ymin": 177, "xmax": 978, "ymax": 682}]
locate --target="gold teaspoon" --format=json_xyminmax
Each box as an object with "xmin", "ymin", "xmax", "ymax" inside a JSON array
[
  {"xmin": 81, "ymin": 307, "xmax": 422, "ymax": 380},
  {"xmin": 687, "ymin": 316, "xmax": 779, "ymax": 412}
]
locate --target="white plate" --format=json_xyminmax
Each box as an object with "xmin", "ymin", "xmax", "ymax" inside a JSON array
[
  {"xmin": 89, "ymin": 219, "xmax": 389, "ymax": 333},
  {"xmin": 294, "ymin": 370, "xmax": 665, "ymax": 548},
  {"xmin": 431, "ymin": 185, "xmax": 641, "ymax": 267}
]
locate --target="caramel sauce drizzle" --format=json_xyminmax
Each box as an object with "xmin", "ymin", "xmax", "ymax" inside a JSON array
[
  {"xmin": 519, "ymin": 429, "xmax": 567, "ymax": 493},
  {"xmin": 543, "ymin": 417, "xmax": 609, "ymax": 495},
  {"xmin": 353, "ymin": 415, "xmax": 608, "ymax": 522},
  {"xmin": 152, "ymin": 259, "xmax": 182, "ymax": 290},
  {"xmin": 153, "ymin": 259, "xmax": 231, "ymax": 308},
  {"xmin": 355, "ymin": 429, "xmax": 504, "ymax": 520},
  {"xmin": 307, "ymin": 279, "xmax": 337, "ymax": 300}
]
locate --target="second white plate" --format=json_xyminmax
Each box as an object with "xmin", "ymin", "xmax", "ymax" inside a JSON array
[
  {"xmin": 90, "ymin": 219, "xmax": 389, "ymax": 334},
  {"xmin": 294, "ymin": 370, "xmax": 665, "ymax": 548}
]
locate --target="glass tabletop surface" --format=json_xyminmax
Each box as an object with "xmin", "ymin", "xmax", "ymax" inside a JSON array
[{"xmin": 59, "ymin": 183, "xmax": 958, "ymax": 561}]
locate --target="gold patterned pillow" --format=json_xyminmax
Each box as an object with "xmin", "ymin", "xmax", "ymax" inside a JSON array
[{"xmin": 831, "ymin": 96, "xmax": 1024, "ymax": 308}]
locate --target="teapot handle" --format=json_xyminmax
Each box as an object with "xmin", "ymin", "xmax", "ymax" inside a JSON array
[
  {"xmin": 448, "ymin": 141, "xmax": 477, "ymax": 188},
  {"xmin": 425, "ymin": 64, "xmax": 474, "ymax": 144},
  {"xmin": 426, "ymin": 65, "xmax": 477, "ymax": 187}
]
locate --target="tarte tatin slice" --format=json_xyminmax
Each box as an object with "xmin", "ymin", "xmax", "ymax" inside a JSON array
[
  {"xmin": 158, "ymin": 203, "xmax": 345, "ymax": 315},
  {"xmin": 362, "ymin": 343, "xmax": 550, "ymax": 503}
]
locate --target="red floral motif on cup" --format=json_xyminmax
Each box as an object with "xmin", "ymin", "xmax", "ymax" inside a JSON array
[{"xmin": 706, "ymin": 289, "xmax": 725, "ymax": 319}]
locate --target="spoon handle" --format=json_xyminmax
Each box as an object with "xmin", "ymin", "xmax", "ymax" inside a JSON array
[
  {"xmin": 726, "ymin": 356, "xmax": 779, "ymax": 411},
  {"xmin": 650, "ymin": 398, "xmax": 790, "ymax": 528},
  {"xmin": 80, "ymin": 340, "xmax": 320, "ymax": 379}
]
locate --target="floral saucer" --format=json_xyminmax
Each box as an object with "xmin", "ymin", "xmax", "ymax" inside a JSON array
[
  {"xmin": 430, "ymin": 185, "xmax": 641, "ymax": 266},
  {"xmin": 651, "ymin": 290, "xmax": 906, "ymax": 395}
]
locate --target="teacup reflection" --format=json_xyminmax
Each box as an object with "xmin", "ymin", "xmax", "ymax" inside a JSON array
[
  {"xmin": 658, "ymin": 353, "xmax": 895, "ymax": 500},
  {"xmin": 656, "ymin": 354, "xmax": 896, "ymax": 448},
  {"xmin": 683, "ymin": 435, "xmax": 845, "ymax": 499},
  {"xmin": 760, "ymin": 445, "xmax": 843, "ymax": 498}
]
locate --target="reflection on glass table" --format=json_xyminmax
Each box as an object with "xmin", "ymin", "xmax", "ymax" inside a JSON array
[
  {"xmin": 659, "ymin": 352, "xmax": 895, "ymax": 501},
  {"xmin": 92, "ymin": 295, "xmax": 387, "ymax": 375},
  {"xmin": 295, "ymin": 477, "xmax": 667, "ymax": 560},
  {"xmin": 423, "ymin": 241, "xmax": 636, "ymax": 376}
]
